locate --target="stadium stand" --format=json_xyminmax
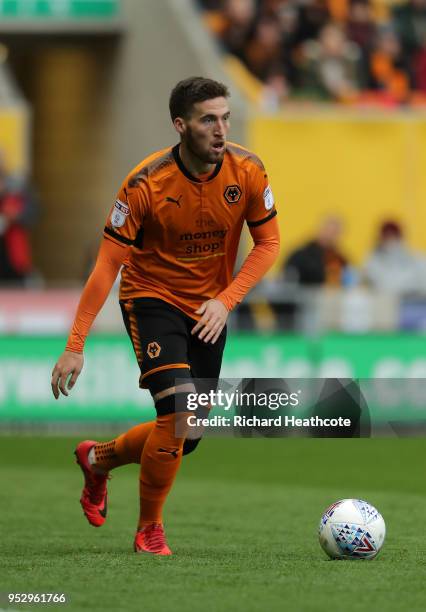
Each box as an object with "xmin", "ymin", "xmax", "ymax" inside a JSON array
[
  {"xmin": 197, "ymin": 0, "xmax": 426, "ymax": 107},
  {"xmin": 1, "ymin": 0, "xmax": 426, "ymax": 335}
]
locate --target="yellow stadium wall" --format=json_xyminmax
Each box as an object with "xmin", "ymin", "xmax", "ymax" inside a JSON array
[
  {"xmin": 0, "ymin": 106, "xmax": 29, "ymax": 175},
  {"xmin": 248, "ymin": 113, "xmax": 426, "ymax": 269}
]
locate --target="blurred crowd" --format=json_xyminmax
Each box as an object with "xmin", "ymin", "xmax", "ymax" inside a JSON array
[
  {"xmin": 0, "ymin": 152, "xmax": 36, "ymax": 286},
  {"xmin": 198, "ymin": 0, "xmax": 426, "ymax": 107},
  {"xmin": 283, "ymin": 216, "xmax": 426, "ymax": 292},
  {"xmin": 256, "ymin": 215, "xmax": 426, "ymax": 332}
]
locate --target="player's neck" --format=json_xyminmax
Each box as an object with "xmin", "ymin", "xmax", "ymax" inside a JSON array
[{"xmin": 178, "ymin": 143, "xmax": 215, "ymax": 177}]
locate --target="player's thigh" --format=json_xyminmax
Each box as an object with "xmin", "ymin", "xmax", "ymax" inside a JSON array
[
  {"xmin": 175, "ymin": 326, "xmax": 228, "ymax": 443},
  {"xmin": 189, "ymin": 325, "xmax": 227, "ymax": 399},
  {"xmin": 189, "ymin": 325, "xmax": 227, "ymax": 380},
  {"xmin": 121, "ymin": 298, "xmax": 194, "ymax": 415}
]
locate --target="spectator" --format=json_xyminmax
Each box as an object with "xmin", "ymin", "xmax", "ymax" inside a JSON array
[
  {"xmin": 347, "ymin": 0, "xmax": 377, "ymax": 51},
  {"xmin": 369, "ymin": 28, "xmax": 411, "ymax": 103},
  {"xmin": 259, "ymin": 0, "xmax": 289, "ymax": 19},
  {"xmin": 363, "ymin": 220, "xmax": 425, "ymax": 294},
  {"xmin": 284, "ymin": 216, "xmax": 348, "ymax": 286},
  {"xmin": 392, "ymin": 0, "xmax": 426, "ymax": 92},
  {"xmin": 260, "ymin": 66, "xmax": 290, "ymax": 110},
  {"xmin": 278, "ymin": 2, "xmax": 303, "ymax": 87},
  {"xmin": 347, "ymin": 0, "xmax": 377, "ymax": 85},
  {"xmin": 220, "ymin": 0, "xmax": 257, "ymax": 60},
  {"xmin": 300, "ymin": 22, "xmax": 362, "ymax": 100},
  {"xmin": 392, "ymin": 0, "xmax": 426, "ymax": 62},
  {"xmin": 244, "ymin": 14, "xmax": 283, "ymax": 80},
  {"xmin": 296, "ymin": 0, "xmax": 330, "ymax": 44},
  {"xmin": 0, "ymin": 155, "xmax": 34, "ymax": 285},
  {"xmin": 414, "ymin": 44, "xmax": 426, "ymax": 91}
]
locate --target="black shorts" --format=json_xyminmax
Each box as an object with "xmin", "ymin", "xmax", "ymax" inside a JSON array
[{"xmin": 120, "ymin": 297, "xmax": 227, "ymax": 395}]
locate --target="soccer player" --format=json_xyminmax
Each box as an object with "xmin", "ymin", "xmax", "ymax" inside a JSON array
[{"xmin": 51, "ymin": 77, "xmax": 280, "ymax": 555}]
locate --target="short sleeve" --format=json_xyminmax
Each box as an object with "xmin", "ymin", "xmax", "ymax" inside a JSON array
[
  {"xmin": 245, "ymin": 161, "xmax": 278, "ymax": 228},
  {"xmin": 103, "ymin": 178, "xmax": 148, "ymax": 247}
]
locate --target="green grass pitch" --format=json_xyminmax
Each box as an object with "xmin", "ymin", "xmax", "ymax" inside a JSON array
[{"xmin": 0, "ymin": 435, "xmax": 425, "ymax": 612}]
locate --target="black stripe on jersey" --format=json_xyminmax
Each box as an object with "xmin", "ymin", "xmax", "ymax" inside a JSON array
[
  {"xmin": 134, "ymin": 226, "xmax": 144, "ymax": 249},
  {"xmin": 246, "ymin": 210, "xmax": 277, "ymax": 228},
  {"xmin": 172, "ymin": 144, "xmax": 222, "ymax": 182},
  {"xmin": 104, "ymin": 226, "xmax": 134, "ymax": 245}
]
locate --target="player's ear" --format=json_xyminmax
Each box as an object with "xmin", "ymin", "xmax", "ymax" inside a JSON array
[{"xmin": 173, "ymin": 117, "xmax": 186, "ymax": 136}]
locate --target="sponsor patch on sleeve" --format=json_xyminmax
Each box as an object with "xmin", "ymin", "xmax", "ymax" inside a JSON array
[
  {"xmin": 263, "ymin": 185, "xmax": 275, "ymax": 211},
  {"xmin": 111, "ymin": 199, "xmax": 130, "ymax": 228}
]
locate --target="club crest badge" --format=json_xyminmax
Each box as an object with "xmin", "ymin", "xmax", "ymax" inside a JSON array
[
  {"xmin": 147, "ymin": 342, "xmax": 161, "ymax": 359},
  {"xmin": 224, "ymin": 184, "xmax": 242, "ymax": 205}
]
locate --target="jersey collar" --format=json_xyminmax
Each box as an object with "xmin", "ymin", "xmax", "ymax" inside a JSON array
[{"xmin": 172, "ymin": 144, "xmax": 223, "ymax": 183}]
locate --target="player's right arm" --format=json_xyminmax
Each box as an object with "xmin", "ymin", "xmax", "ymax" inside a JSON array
[
  {"xmin": 51, "ymin": 175, "xmax": 146, "ymax": 399},
  {"xmin": 51, "ymin": 238, "xmax": 129, "ymax": 399}
]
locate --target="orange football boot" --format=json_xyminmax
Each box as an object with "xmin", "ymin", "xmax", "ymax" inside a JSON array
[
  {"xmin": 74, "ymin": 440, "xmax": 109, "ymax": 527},
  {"xmin": 134, "ymin": 524, "xmax": 172, "ymax": 555}
]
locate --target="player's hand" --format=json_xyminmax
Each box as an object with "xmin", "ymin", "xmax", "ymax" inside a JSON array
[
  {"xmin": 191, "ymin": 299, "xmax": 228, "ymax": 344},
  {"xmin": 51, "ymin": 350, "xmax": 84, "ymax": 399}
]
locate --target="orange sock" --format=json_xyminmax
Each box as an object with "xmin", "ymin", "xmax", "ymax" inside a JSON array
[
  {"xmin": 138, "ymin": 413, "xmax": 189, "ymax": 530},
  {"xmin": 93, "ymin": 421, "xmax": 155, "ymax": 471}
]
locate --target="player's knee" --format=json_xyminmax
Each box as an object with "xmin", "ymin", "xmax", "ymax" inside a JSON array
[
  {"xmin": 144, "ymin": 367, "xmax": 195, "ymax": 417},
  {"xmin": 153, "ymin": 382, "xmax": 195, "ymax": 403}
]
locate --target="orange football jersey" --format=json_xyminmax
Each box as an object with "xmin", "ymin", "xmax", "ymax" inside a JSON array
[{"xmin": 103, "ymin": 142, "xmax": 277, "ymax": 318}]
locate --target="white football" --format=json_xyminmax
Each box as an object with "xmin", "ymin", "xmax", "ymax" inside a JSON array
[{"xmin": 318, "ymin": 499, "xmax": 386, "ymax": 560}]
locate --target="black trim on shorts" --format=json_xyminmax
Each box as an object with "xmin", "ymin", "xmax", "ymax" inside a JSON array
[{"xmin": 104, "ymin": 226, "xmax": 134, "ymax": 245}]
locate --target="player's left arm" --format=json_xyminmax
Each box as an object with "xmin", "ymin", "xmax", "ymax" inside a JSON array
[
  {"xmin": 192, "ymin": 160, "xmax": 280, "ymax": 344},
  {"xmin": 217, "ymin": 158, "xmax": 280, "ymax": 307},
  {"xmin": 192, "ymin": 219, "xmax": 280, "ymax": 344},
  {"xmin": 216, "ymin": 216, "xmax": 280, "ymax": 311}
]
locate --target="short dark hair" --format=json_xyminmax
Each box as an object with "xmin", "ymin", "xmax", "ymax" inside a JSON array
[{"xmin": 169, "ymin": 77, "xmax": 230, "ymax": 121}]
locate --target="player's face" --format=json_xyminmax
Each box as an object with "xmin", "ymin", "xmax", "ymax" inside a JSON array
[{"xmin": 178, "ymin": 97, "xmax": 231, "ymax": 164}]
